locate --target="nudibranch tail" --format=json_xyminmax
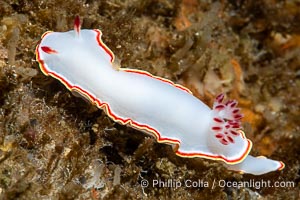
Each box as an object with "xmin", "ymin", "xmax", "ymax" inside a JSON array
[
  {"xmin": 225, "ymin": 155, "xmax": 285, "ymax": 175},
  {"xmin": 74, "ymin": 16, "xmax": 81, "ymax": 36}
]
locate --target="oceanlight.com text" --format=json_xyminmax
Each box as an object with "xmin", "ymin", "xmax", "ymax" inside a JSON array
[{"xmin": 140, "ymin": 178, "xmax": 295, "ymax": 190}]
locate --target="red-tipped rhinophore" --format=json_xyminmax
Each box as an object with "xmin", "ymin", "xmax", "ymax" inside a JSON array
[{"xmin": 74, "ymin": 16, "xmax": 81, "ymax": 35}]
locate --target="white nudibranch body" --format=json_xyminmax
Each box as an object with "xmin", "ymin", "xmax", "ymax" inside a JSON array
[{"xmin": 36, "ymin": 17, "xmax": 284, "ymax": 175}]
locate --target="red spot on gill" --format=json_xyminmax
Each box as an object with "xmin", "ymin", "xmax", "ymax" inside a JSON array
[
  {"xmin": 227, "ymin": 136, "xmax": 234, "ymax": 143},
  {"xmin": 232, "ymin": 108, "xmax": 240, "ymax": 114},
  {"xmin": 230, "ymin": 101, "xmax": 237, "ymax": 108},
  {"xmin": 215, "ymin": 105, "xmax": 225, "ymax": 110},
  {"xmin": 213, "ymin": 117, "xmax": 223, "ymax": 123},
  {"xmin": 215, "ymin": 134, "xmax": 224, "ymax": 139},
  {"xmin": 230, "ymin": 130, "xmax": 239, "ymax": 136},
  {"xmin": 234, "ymin": 114, "xmax": 243, "ymax": 119},
  {"xmin": 212, "ymin": 126, "xmax": 222, "ymax": 131},
  {"xmin": 221, "ymin": 138, "xmax": 229, "ymax": 145},
  {"xmin": 216, "ymin": 93, "xmax": 224, "ymax": 103}
]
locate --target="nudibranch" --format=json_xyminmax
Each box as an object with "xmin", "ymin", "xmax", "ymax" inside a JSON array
[{"xmin": 35, "ymin": 17, "xmax": 284, "ymax": 175}]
